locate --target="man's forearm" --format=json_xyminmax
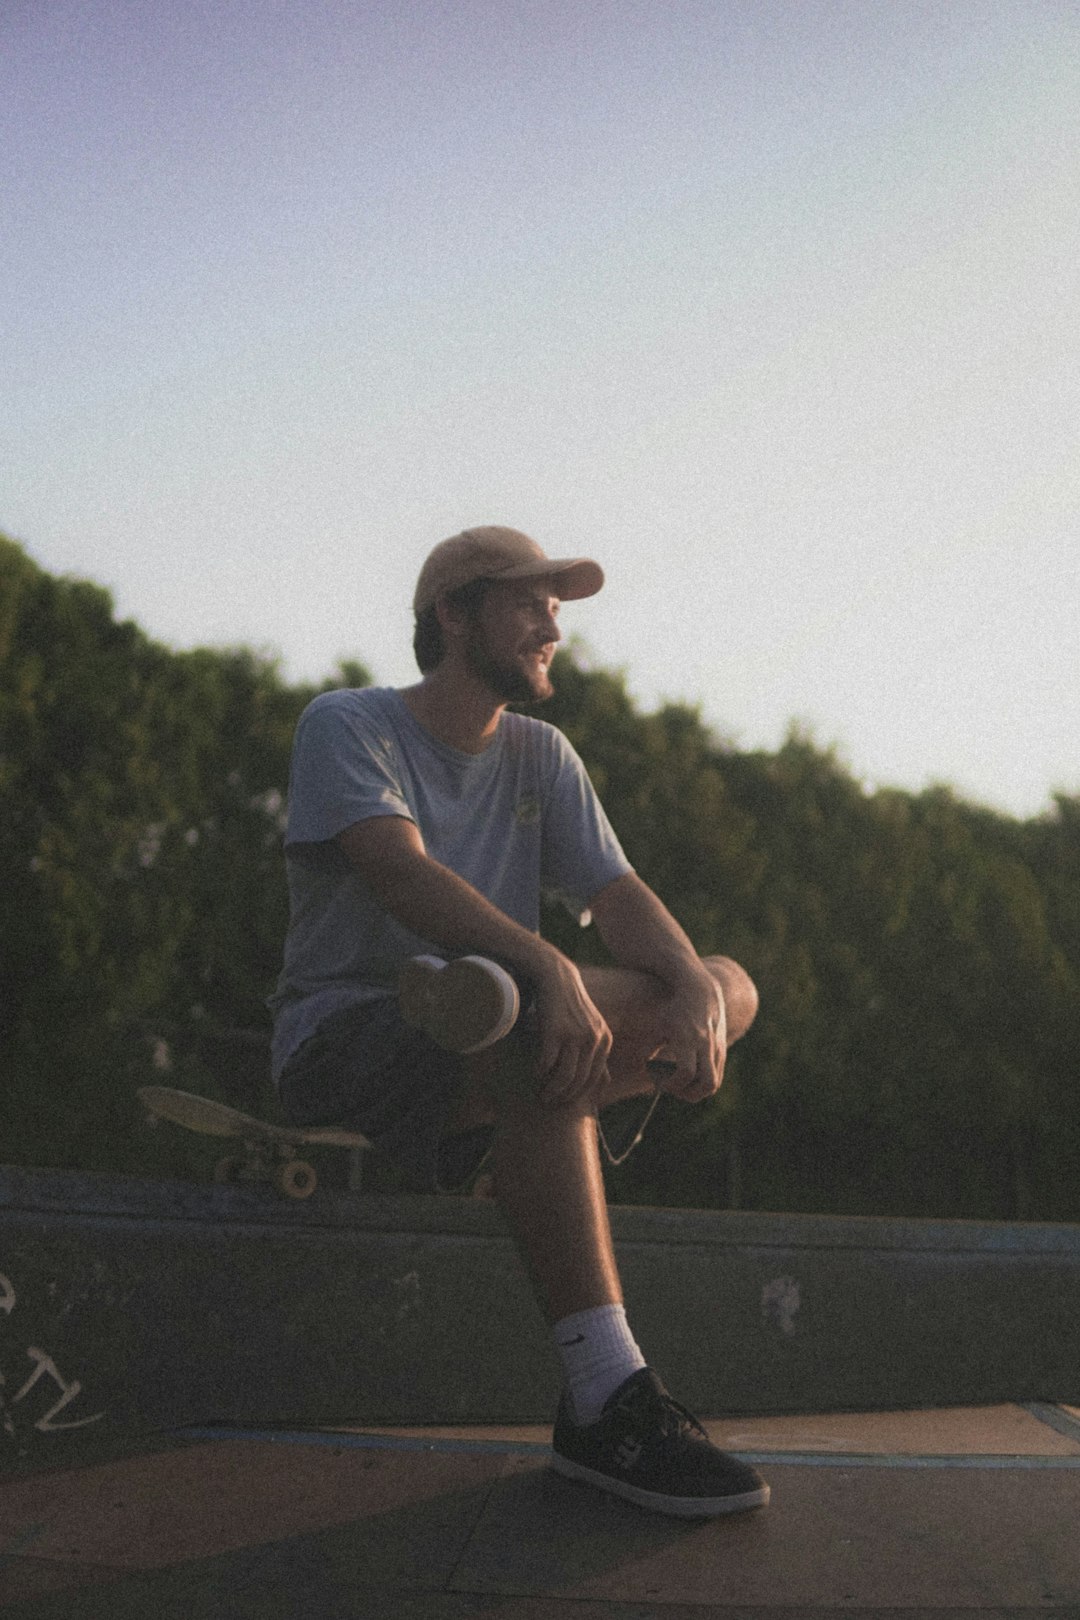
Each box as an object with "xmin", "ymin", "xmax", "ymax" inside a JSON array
[
  {"xmin": 590, "ymin": 872, "xmax": 707, "ymax": 991},
  {"xmin": 363, "ymin": 845, "xmax": 560, "ymax": 985}
]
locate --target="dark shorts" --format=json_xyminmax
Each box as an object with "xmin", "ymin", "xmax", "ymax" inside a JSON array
[{"xmin": 277, "ymin": 998, "xmax": 494, "ymax": 1193}]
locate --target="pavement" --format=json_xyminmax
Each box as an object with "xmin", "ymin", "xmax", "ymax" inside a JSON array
[{"xmin": 2, "ymin": 1402, "xmax": 1080, "ymax": 1617}]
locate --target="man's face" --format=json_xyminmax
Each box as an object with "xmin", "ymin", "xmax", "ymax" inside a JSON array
[{"xmin": 464, "ymin": 578, "xmax": 562, "ymax": 704}]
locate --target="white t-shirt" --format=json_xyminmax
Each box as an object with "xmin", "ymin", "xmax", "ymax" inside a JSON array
[{"xmin": 268, "ymin": 687, "xmax": 631, "ymax": 1078}]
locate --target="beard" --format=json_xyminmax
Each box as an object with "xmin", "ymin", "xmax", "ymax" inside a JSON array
[{"xmin": 464, "ymin": 623, "xmax": 554, "ymax": 705}]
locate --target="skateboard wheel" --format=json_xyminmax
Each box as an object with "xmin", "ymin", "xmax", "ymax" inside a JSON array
[
  {"xmin": 213, "ymin": 1156, "xmax": 245, "ymax": 1184},
  {"xmin": 276, "ymin": 1159, "xmax": 317, "ymax": 1199}
]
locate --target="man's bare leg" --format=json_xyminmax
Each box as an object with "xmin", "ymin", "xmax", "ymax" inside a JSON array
[
  {"xmin": 476, "ymin": 952, "xmax": 770, "ymax": 1515},
  {"xmin": 477, "ymin": 953, "xmax": 758, "ymax": 1322},
  {"xmin": 492, "ymin": 1085, "xmax": 620, "ymax": 1320}
]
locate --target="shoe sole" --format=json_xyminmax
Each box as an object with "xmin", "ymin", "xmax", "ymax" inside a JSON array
[
  {"xmin": 399, "ymin": 955, "xmax": 520, "ymax": 1054},
  {"xmin": 549, "ymin": 1452, "xmax": 770, "ymax": 1518}
]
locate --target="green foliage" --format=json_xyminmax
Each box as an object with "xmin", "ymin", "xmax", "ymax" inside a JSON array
[
  {"xmin": 2, "ymin": 534, "xmax": 1078, "ymax": 1219},
  {"xmin": 0, "ymin": 534, "xmax": 371, "ymax": 1172},
  {"xmin": 544, "ymin": 655, "xmax": 1080, "ymax": 1221}
]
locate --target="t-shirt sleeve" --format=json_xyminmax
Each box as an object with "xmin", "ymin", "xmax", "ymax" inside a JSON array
[
  {"xmin": 285, "ymin": 692, "xmax": 412, "ymax": 848},
  {"xmin": 539, "ymin": 728, "xmax": 633, "ymax": 913}
]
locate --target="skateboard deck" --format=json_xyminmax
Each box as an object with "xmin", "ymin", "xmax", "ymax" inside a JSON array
[{"xmin": 138, "ymin": 1085, "xmax": 371, "ymax": 1199}]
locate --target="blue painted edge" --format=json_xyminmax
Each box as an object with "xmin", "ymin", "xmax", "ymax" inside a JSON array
[
  {"xmin": 181, "ymin": 1426, "xmax": 550, "ymax": 1456},
  {"xmin": 1024, "ymin": 1402, "xmax": 1080, "ymax": 1445},
  {"xmin": 180, "ymin": 1425, "xmax": 1080, "ymax": 1470}
]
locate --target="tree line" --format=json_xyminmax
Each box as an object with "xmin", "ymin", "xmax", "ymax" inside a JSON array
[{"xmin": 3, "ymin": 532, "xmax": 1078, "ymax": 1219}]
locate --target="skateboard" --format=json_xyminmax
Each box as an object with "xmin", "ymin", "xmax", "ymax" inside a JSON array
[{"xmin": 138, "ymin": 1085, "xmax": 371, "ymax": 1199}]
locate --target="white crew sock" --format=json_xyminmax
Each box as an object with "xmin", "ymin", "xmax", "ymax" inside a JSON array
[{"xmin": 553, "ymin": 1303, "xmax": 647, "ymax": 1425}]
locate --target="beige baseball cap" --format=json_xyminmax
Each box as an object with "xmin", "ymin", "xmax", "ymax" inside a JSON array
[{"xmin": 413, "ymin": 526, "xmax": 604, "ymax": 616}]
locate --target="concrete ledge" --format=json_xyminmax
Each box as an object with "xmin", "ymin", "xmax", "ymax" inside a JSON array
[{"xmin": 1, "ymin": 1167, "xmax": 1078, "ymax": 1475}]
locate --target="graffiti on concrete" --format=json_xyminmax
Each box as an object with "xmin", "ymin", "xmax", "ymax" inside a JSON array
[
  {"xmin": 761, "ymin": 1274, "xmax": 801, "ymax": 1337},
  {"xmin": 0, "ymin": 1270, "xmax": 105, "ymax": 1440}
]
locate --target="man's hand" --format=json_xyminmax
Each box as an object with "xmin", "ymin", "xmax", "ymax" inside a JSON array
[
  {"xmin": 531, "ymin": 951, "xmax": 613, "ymax": 1106},
  {"xmin": 590, "ymin": 874, "xmax": 730, "ymax": 1104},
  {"xmin": 654, "ymin": 962, "xmax": 727, "ymax": 1103}
]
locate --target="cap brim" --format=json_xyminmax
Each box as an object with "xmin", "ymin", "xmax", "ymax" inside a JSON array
[{"xmin": 498, "ymin": 556, "xmax": 604, "ymax": 600}]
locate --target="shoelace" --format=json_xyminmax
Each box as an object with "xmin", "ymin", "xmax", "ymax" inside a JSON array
[{"xmin": 618, "ymin": 1380, "xmax": 708, "ymax": 1445}]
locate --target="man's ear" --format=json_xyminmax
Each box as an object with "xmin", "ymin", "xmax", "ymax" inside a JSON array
[{"xmin": 435, "ymin": 590, "xmax": 470, "ymax": 642}]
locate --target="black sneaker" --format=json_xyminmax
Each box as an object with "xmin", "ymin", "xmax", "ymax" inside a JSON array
[{"xmin": 551, "ymin": 1368, "xmax": 770, "ymax": 1518}]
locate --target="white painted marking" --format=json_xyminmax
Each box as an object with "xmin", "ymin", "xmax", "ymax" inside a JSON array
[
  {"xmin": 14, "ymin": 1348, "xmax": 105, "ymax": 1433},
  {"xmin": 391, "ymin": 1271, "xmax": 421, "ymax": 1323},
  {"xmin": 761, "ymin": 1275, "xmax": 801, "ymax": 1336},
  {"xmin": 0, "ymin": 1267, "xmax": 106, "ymax": 1439}
]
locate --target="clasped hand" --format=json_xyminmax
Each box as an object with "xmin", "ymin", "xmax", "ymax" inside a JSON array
[
  {"xmin": 655, "ymin": 966, "xmax": 726, "ymax": 1102},
  {"xmin": 531, "ymin": 955, "xmax": 613, "ymax": 1106}
]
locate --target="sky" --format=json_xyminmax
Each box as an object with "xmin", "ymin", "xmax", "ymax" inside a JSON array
[{"xmin": 4, "ymin": 0, "xmax": 1079, "ymax": 820}]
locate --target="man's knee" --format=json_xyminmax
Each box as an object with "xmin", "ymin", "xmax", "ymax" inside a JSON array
[
  {"xmin": 708, "ymin": 955, "xmax": 759, "ymax": 1045},
  {"xmin": 466, "ymin": 1031, "xmax": 601, "ymax": 1136}
]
